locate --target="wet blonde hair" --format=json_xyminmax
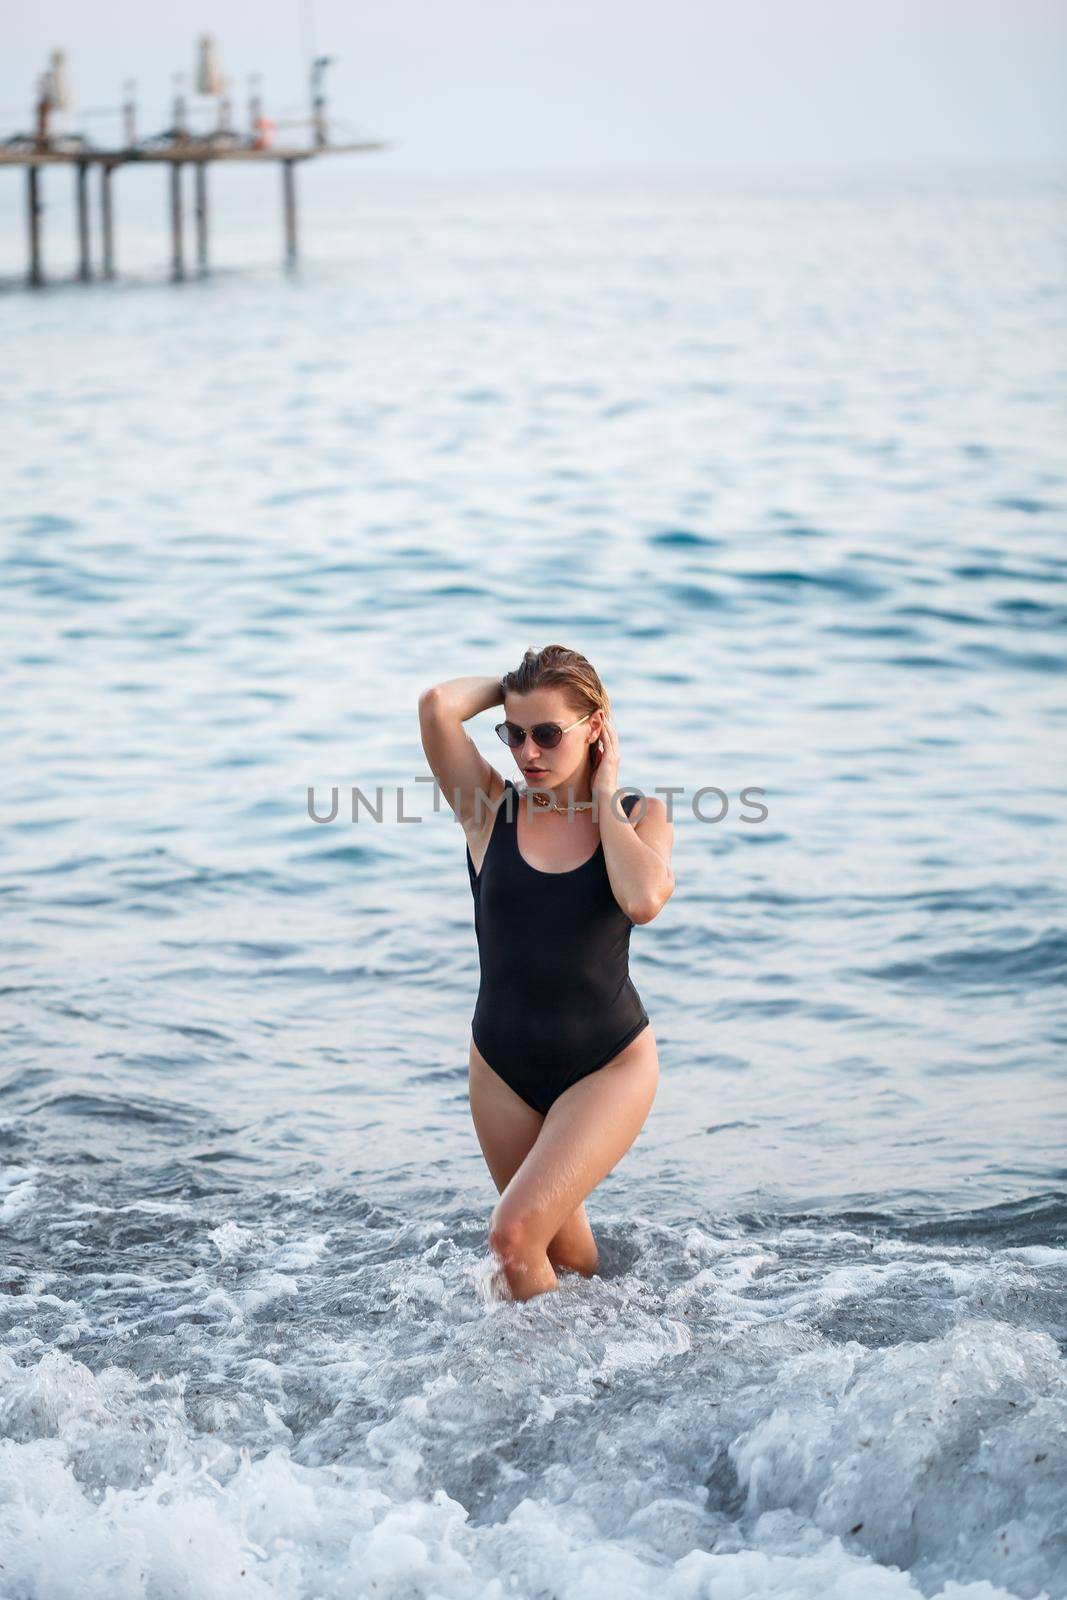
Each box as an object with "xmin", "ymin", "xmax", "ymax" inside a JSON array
[{"xmin": 501, "ymin": 645, "xmax": 610, "ymax": 768}]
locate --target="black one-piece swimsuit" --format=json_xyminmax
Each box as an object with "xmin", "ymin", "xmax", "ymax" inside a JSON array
[{"xmin": 466, "ymin": 777, "xmax": 650, "ymax": 1114}]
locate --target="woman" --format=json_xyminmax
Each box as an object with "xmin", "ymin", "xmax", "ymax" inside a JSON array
[{"xmin": 418, "ymin": 644, "xmax": 675, "ymax": 1302}]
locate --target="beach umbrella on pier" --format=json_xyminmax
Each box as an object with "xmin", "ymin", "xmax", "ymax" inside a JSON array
[
  {"xmin": 47, "ymin": 50, "xmax": 73, "ymax": 111},
  {"xmin": 196, "ymin": 35, "xmax": 224, "ymax": 96}
]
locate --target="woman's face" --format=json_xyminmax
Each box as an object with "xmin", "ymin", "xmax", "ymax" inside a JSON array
[{"xmin": 502, "ymin": 690, "xmax": 601, "ymax": 787}]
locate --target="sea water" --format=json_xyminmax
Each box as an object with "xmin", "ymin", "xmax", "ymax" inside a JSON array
[{"xmin": 1, "ymin": 169, "xmax": 1065, "ymax": 1598}]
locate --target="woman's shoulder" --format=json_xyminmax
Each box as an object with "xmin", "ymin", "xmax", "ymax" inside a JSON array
[
  {"xmin": 618, "ymin": 787, "xmax": 656, "ymax": 811},
  {"xmin": 619, "ymin": 790, "xmax": 671, "ymax": 824}
]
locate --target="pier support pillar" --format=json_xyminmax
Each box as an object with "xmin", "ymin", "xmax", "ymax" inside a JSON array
[
  {"xmin": 27, "ymin": 165, "xmax": 43, "ymax": 288},
  {"xmin": 101, "ymin": 165, "xmax": 115, "ymax": 280},
  {"xmin": 282, "ymin": 158, "xmax": 298, "ymax": 270},
  {"xmin": 76, "ymin": 160, "xmax": 91, "ymax": 282},
  {"xmin": 170, "ymin": 162, "xmax": 185, "ymax": 281},
  {"xmin": 195, "ymin": 162, "xmax": 209, "ymax": 274}
]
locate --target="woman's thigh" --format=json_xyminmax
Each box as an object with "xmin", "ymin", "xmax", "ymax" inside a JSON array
[
  {"xmin": 468, "ymin": 1036, "xmax": 544, "ymax": 1192},
  {"xmin": 469, "ymin": 1037, "xmax": 596, "ymax": 1265},
  {"xmin": 492, "ymin": 1026, "xmax": 659, "ymax": 1248}
]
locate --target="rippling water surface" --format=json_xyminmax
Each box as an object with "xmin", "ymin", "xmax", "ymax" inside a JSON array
[{"xmin": 2, "ymin": 172, "xmax": 1066, "ymax": 1599}]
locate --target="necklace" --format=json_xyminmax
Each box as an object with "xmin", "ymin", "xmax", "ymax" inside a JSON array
[{"xmin": 521, "ymin": 786, "xmax": 595, "ymax": 813}]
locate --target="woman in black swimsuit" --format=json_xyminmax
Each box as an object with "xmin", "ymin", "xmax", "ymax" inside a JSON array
[{"xmin": 418, "ymin": 644, "xmax": 675, "ymax": 1302}]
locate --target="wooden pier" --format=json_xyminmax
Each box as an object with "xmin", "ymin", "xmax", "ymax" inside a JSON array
[{"xmin": 1, "ymin": 44, "xmax": 389, "ymax": 286}]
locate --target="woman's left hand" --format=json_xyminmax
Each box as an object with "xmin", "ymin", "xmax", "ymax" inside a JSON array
[{"xmin": 591, "ymin": 717, "xmax": 620, "ymax": 798}]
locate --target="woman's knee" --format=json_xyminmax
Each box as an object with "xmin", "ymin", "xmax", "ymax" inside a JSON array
[{"xmin": 488, "ymin": 1206, "xmax": 544, "ymax": 1261}]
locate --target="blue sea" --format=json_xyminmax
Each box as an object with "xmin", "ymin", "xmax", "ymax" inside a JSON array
[{"xmin": 1, "ymin": 167, "xmax": 1066, "ymax": 1599}]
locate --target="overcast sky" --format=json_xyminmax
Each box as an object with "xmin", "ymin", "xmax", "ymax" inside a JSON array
[{"xmin": 2, "ymin": 0, "xmax": 1065, "ymax": 176}]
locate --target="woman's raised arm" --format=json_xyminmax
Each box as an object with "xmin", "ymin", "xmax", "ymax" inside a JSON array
[{"xmin": 418, "ymin": 675, "xmax": 506, "ymax": 827}]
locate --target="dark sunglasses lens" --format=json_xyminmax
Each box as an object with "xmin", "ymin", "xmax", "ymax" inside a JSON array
[{"xmin": 495, "ymin": 722, "xmax": 563, "ymax": 748}]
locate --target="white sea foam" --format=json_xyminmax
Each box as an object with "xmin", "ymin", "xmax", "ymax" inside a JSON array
[{"xmin": 0, "ymin": 1219, "xmax": 1063, "ymax": 1600}]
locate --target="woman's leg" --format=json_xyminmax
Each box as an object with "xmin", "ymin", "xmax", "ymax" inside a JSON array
[
  {"xmin": 468, "ymin": 1039, "xmax": 598, "ymax": 1280},
  {"xmin": 487, "ymin": 1028, "xmax": 659, "ymax": 1302}
]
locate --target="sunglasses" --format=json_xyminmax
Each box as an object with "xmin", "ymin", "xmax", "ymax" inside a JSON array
[{"xmin": 494, "ymin": 711, "xmax": 593, "ymax": 750}]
